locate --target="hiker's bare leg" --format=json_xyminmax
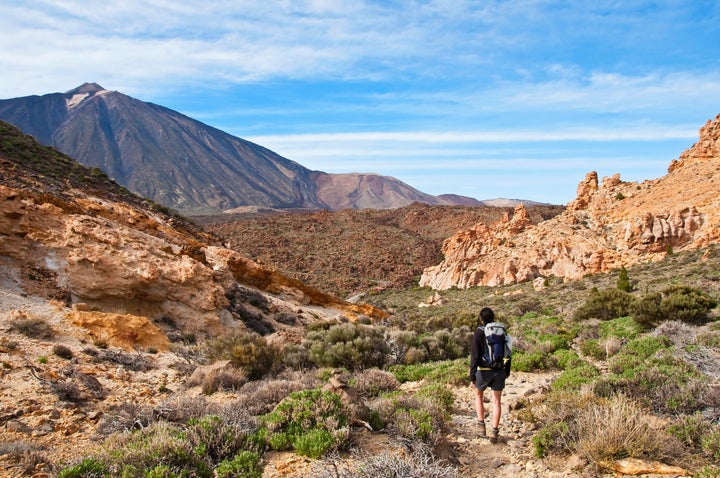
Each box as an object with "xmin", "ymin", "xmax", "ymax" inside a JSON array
[
  {"xmin": 474, "ymin": 386, "xmax": 485, "ymax": 420},
  {"xmin": 491, "ymin": 390, "xmax": 502, "ymax": 429}
]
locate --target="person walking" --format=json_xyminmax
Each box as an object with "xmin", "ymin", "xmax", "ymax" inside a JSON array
[{"xmin": 469, "ymin": 306, "xmax": 512, "ymax": 443}]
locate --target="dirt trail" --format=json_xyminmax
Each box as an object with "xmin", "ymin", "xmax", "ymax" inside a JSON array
[{"xmin": 443, "ymin": 370, "xmax": 576, "ymax": 478}]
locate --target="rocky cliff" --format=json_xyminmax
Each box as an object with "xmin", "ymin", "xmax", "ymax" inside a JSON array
[
  {"xmin": 420, "ymin": 114, "xmax": 720, "ymax": 290},
  {"xmin": 0, "ymin": 121, "xmax": 386, "ymax": 342}
]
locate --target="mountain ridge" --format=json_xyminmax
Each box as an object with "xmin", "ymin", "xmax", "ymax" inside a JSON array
[{"xmin": 0, "ymin": 83, "xmax": 509, "ymax": 214}]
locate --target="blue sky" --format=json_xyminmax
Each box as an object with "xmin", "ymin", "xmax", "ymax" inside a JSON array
[{"xmin": 2, "ymin": 1, "xmax": 719, "ymax": 204}]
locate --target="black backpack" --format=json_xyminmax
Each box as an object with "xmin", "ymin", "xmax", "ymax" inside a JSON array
[{"xmin": 480, "ymin": 322, "xmax": 511, "ymax": 369}]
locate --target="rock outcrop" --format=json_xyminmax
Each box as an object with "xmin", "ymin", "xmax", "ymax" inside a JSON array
[
  {"xmin": 0, "ymin": 121, "xmax": 388, "ymax": 348},
  {"xmin": 420, "ymin": 114, "xmax": 720, "ymax": 290}
]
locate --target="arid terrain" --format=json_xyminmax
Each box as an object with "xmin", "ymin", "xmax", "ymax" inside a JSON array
[
  {"xmin": 1, "ymin": 116, "xmax": 720, "ymax": 478},
  {"xmin": 199, "ymin": 203, "xmax": 564, "ymax": 297}
]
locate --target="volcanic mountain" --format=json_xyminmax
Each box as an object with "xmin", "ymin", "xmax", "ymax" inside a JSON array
[{"xmin": 0, "ymin": 83, "xmax": 482, "ymax": 214}]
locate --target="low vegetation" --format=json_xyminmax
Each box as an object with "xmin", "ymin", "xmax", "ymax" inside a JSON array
[{"xmin": 4, "ymin": 246, "xmax": 717, "ymax": 476}]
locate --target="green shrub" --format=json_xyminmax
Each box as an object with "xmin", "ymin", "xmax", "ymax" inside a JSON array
[
  {"xmin": 552, "ymin": 349, "xmax": 583, "ymax": 369},
  {"xmin": 625, "ymin": 335, "xmax": 671, "ymax": 358},
  {"xmin": 701, "ymin": 428, "xmax": 720, "ymax": 461},
  {"xmin": 308, "ymin": 323, "xmax": 390, "ymax": 370},
  {"xmin": 416, "ymin": 382, "xmax": 455, "ymax": 413},
  {"xmin": 293, "ymin": 429, "xmax": 336, "ymax": 459},
  {"xmin": 600, "ymin": 316, "xmax": 641, "ymax": 340},
  {"xmin": 98, "ymin": 421, "xmax": 214, "ymax": 477},
  {"xmin": 57, "ymin": 458, "xmax": 108, "ymax": 478},
  {"xmin": 659, "ymin": 285, "xmax": 717, "ymax": 325},
  {"xmin": 261, "ymin": 388, "xmax": 349, "ymax": 458},
  {"xmin": 667, "ymin": 413, "xmax": 712, "ymax": 448},
  {"xmin": 388, "ymin": 358, "xmax": 467, "ymax": 385},
  {"xmin": 632, "ymin": 286, "xmax": 718, "ymax": 327},
  {"xmin": 551, "ymin": 362, "xmax": 600, "ymax": 391},
  {"xmin": 616, "ymin": 266, "xmax": 633, "ymax": 292},
  {"xmin": 184, "ymin": 415, "xmax": 253, "ymax": 463},
  {"xmin": 511, "ymin": 350, "xmax": 550, "ymax": 372},
  {"xmin": 367, "ymin": 393, "xmax": 447, "ymax": 443},
  {"xmin": 215, "ymin": 451, "xmax": 263, "ymax": 478},
  {"xmin": 210, "ymin": 333, "xmax": 281, "ymax": 380},
  {"xmin": 573, "ymin": 288, "xmax": 635, "ymax": 322},
  {"xmin": 630, "ymin": 292, "xmax": 663, "ymax": 328},
  {"xmin": 579, "ymin": 338, "xmax": 605, "ymax": 360}
]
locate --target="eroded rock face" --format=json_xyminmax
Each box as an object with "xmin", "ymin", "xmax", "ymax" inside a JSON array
[
  {"xmin": 420, "ymin": 114, "xmax": 720, "ymax": 290},
  {"xmin": 0, "ymin": 184, "xmax": 388, "ymax": 343}
]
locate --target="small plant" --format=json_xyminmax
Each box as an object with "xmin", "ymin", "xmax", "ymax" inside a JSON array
[
  {"xmin": 311, "ymin": 442, "xmax": 457, "ymax": 478},
  {"xmin": 53, "ymin": 344, "xmax": 74, "ymax": 360},
  {"xmin": 354, "ymin": 368, "xmax": 399, "ymax": 398},
  {"xmin": 38, "ymin": 356, "xmax": 48, "ymax": 364},
  {"xmin": 8, "ymin": 317, "xmax": 54, "ymax": 339},
  {"xmin": 616, "ymin": 266, "xmax": 633, "ymax": 292}
]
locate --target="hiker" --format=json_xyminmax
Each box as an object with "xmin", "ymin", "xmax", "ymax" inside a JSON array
[{"xmin": 469, "ymin": 306, "xmax": 512, "ymax": 443}]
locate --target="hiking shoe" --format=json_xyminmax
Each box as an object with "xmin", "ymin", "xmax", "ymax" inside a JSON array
[
  {"xmin": 477, "ymin": 420, "xmax": 486, "ymax": 436},
  {"xmin": 489, "ymin": 427, "xmax": 499, "ymax": 444}
]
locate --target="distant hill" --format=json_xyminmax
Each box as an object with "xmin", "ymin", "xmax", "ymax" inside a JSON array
[
  {"xmin": 200, "ymin": 202, "xmax": 565, "ymax": 296},
  {"xmin": 0, "ymin": 83, "xmax": 493, "ymax": 214}
]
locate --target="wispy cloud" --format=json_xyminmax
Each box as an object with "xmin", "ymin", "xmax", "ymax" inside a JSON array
[{"xmin": 1, "ymin": 0, "xmax": 718, "ymax": 204}]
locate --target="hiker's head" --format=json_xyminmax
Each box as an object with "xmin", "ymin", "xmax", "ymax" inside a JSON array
[{"xmin": 479, "ymin": 307, "xmax": 494, "ymax": 325}]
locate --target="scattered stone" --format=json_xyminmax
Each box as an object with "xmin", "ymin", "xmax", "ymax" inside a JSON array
[{"xmin": 6, "ymin": 419, "xmax": 31, "ymax": 433}]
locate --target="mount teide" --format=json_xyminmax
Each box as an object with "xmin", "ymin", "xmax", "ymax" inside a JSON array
[{"xmin": 0, "ymin": 83, "xmax": 482, "ymax": 214}]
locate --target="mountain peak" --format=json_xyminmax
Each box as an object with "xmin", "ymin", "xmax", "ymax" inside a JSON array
[{"xmin": 65, "ymin": 82, "xmax": 106, "ymax": 95}]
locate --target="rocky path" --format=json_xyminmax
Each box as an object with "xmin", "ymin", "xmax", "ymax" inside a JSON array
[{"xmin": 443, "ymin": 370, "xmax": 583, "ymax": 478}]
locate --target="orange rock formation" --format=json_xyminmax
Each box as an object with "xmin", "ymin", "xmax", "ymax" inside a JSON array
[{"xmin": 420, "ymin": 114, "xmax": 720, "ymax": 290}]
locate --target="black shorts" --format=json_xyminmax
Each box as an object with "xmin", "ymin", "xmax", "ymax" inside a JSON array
[{"xmin": 474, "ymin": 369, "xmax": 506, "ymax": 392}]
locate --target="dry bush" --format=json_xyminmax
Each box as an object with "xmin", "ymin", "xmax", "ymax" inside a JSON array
[
  {"xmin": 8, "ymin": 316, "xmax": 54, "ymax": 340},
  {"xmin": 95, "ymin": 401, "xmax": 157, "ymax": 437},
  {"xmin": 311, "ymin": 442, "xmax": 457, "ymax": 478},
  {"xmin": 232, "ymin": 378, "xmax": 309, "ymax": 416},
  {"xmin": 354, "ymin": 368, "xmax": 399, "ymax": 398},
  {"xmin": 52, "ymin": 344, "xmax": 74, "ymax": 359},
  {"xmin": 601, "ymin": 336, "xmax": 625, "ymax": 358},
  {"xmin": 154, "ymin": 395, "xmax": 218, "ymax": 423},
  {"xmin": 90, "ymin": 348, "xmax": 152, "ymax": 371},
  {"xmin": 199, "ymin": 366, "xmax": 248, "ymax": 394},
  {"xmin": 653, "ymin": 320, "xmax": 697, "ymax": 347},
  {"xmin": 50, "ymin": 380, "xmax": 85, "ymax": 403},
  {"xmin": 0, "ymin": 440, "xmax": 53, "ymax": 476},
  {"xmin": 573, "ymin": 394, "xmax": 667, "ymax": 463},
  {"xmin": 533, "ymin": 390, "xmax": 683, "ymax": 466},
  {"xmin": 367, "ymin": 393, "xmax": 447, "ymax": 443}
]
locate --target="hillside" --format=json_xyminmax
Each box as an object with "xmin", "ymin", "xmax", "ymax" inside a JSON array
[
  {"xmin": 0, "ymin": 84, "xmax": 489, "ymax": 214},
  {"xmin": 200, "ymin": 203, "xmax": 564, "ymax": 297},
  {"xmin": 420, "ymin": 114, "xmax": 720, "ymax": 290}
]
